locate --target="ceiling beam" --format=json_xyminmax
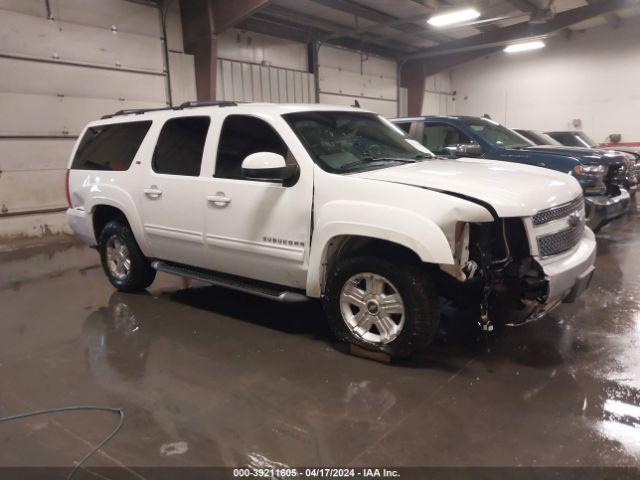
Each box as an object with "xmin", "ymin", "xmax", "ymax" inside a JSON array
[
  {"xmin": 261, "ymin": 4, "xmax": 417, "ymax": 54},
  {"xmin": 211, "ymin": 0, "xmax": 272, "ymax": 34},
  {"xmin": 402, "ymin": 0, "xmax": 640, "ymax": 60},
  {"xmin": 247, "ymin": 13, "xmax": 407, "ymax": 58},
  {"xmin": 504, "ymin": 0, "xmax": 541, "ymax": 14},
  {"xmin": 310, "ymin": 0, "xmax": 452, "ymax": 44},
  {"xmin": 586, "ymin": 0, "xmax": 622, "ymax": 28}
]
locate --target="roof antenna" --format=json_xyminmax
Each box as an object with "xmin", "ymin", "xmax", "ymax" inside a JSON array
[
  {"xmin": 482, "ymin": 113, "xmax": 492, "ymax": 119},
  {"xmin": 352, "ymin": 99, "xmax": 361, "ymax": 108}
]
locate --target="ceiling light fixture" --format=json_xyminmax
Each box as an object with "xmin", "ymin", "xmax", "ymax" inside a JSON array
[
  {"xmin": 427, "ymin": 8, "xmax": 481, "ymax": 27},
  {"xmin": 504, "ymin": 40, "xmax": 546, "ymax": 53}
]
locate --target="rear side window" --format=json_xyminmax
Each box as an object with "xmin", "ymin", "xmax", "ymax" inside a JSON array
[
  {"xmin": 152, "ymin": 116, "xmax": 210, "ymax": 176},
  {"xmin": 71, "ymin": 121, "xmax": 151, "ymax": 171},
  {"xmin": 215, "ymin": 115, "xmax": 288, "ymax": 180}
]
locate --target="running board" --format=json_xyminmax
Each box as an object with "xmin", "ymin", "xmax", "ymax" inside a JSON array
[{"xmin": 151, "ymin": 260, "xmax": 309, "ymax": 303}]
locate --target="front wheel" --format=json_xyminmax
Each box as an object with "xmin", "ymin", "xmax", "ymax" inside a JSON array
[
  {"xmin": 323, "ymin": 256, "xmax": 440, "ymax": 358},
  {"xmin": 98, "ymin": 221, "xmax": 156, "ymax": 292}
]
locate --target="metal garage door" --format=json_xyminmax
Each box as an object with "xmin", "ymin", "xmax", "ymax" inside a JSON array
[
  {"xmin": 0, "ymin": 0, "xmax": 190, "ymax": 219},
  {"xmin": 318, "ymin": 45, "xmax": 398, "ymax": 117}
]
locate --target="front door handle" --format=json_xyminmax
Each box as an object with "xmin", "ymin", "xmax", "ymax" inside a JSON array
[
  {"xmin": 143, "ymin": 186, "xmax": 163, "ymax": 198},
  {"xmin": 207, "ymin": 193, "xmax": 231, "ymax": 206}
]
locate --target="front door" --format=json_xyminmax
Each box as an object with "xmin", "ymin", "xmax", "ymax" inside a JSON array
[
  {"xmin": 202, "ymin": 114, "xmax": 313, "ymax": 289},
  {"xmin": 140, "ymin": 116, "xmax": 211, "ymax": 266}
]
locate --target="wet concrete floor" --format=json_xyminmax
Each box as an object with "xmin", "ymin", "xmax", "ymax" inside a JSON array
[{"xmin": 1, "ymin": 206, "xmax": 639, "ymax": 474}]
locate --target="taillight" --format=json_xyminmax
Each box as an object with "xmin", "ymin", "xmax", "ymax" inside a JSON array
[{"xmin": 65, "ymin": 169, "xmax": 71, "ymax": 207}]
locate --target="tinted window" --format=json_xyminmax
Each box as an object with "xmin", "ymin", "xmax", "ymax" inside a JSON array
[
  {"xmin": 394, "ymin": 122, "xmax": 411, "ymax": 134},
  {"xmin": 547, "ymin": 132, "xmax": 586, "ymax": 147},
  {"xmin": 284, "ymin": 111, "xmax": 431, "ymax": 173},
  {"xmin": 215, "ymin": 115, "xmax": 288, "ymax": 180},
  {"xmin": 152, "ymin": 116, "xmax": 210, "ymax": 176},
  {"xmin": 71, "ymin": 121, "xmax": 151, "ymax": 171},
  {"xmin": 423, "ymin": 124, "xmax": 474, "ymax": 156},
  {"xmin": 461, "ymin": 119, "xmax": 532, "ymax": 148}
]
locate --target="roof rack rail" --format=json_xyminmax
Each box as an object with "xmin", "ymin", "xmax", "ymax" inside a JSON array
[
  {"xmin": 178, "ymin": 100, "xmax": 238, "ymax": 109},
  {"xmin": 101, "ymin": 107, "xmax": 173, "ymax": 120},
  {"xmin": 101, "ymin": 100, "xmax": 240, "ymax": 120}
]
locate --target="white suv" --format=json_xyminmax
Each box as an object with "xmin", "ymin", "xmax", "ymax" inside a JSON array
[{"xmin": 66, "ymin": 102, "xmax": 596, "ymax": 357}]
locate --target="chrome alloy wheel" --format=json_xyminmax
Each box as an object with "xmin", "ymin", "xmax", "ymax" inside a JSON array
[
  {"xmin": 339, "ymin": 273, "xmax": 405, "ymax": 345},
  {"xmin": 106, "ymin": 235, "xmax": 131, "ymax": 280}
]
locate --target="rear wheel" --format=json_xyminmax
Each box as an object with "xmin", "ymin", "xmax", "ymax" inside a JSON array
[
  {"xmin": 98, "ymin": 221, "xmax": 156, "ymax": 292},
  {"xmin": 323, "ymin": 256, "xmax": 440, "ymax": 358}
]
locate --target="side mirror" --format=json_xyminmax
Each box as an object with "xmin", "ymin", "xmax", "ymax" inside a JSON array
[
  {"xmin": 455, "ymin": 143, "xmax": 483, "ymax": 157},
  {"xmin": 241, "ymin": 152, "xmax": 298, "ymax": 186}
]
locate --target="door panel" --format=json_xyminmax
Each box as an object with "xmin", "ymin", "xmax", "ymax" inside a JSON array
[
  {"xmin": 202, "ymin": 114, "xmax": 312, "ymax": 288},
  {"xmin": 139, "ymin": 116, "xmax": 211, "ymax": 265}
]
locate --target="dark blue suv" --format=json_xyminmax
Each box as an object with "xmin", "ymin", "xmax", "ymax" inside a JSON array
[{"xmin": 391, "ymin": 116, "xmax": 629, "ymax": 231}]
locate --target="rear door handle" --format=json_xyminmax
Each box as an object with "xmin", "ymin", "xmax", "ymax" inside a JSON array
[
  {"xmin": 207, "ymin": 193, "xmax": 231, "ymax": 206},
  {"xmin": 143, "ymin": 187, "xmax": 163, "ymax": 198}
]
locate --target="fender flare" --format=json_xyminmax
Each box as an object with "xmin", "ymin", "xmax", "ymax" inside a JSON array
[
  {"xmin": 87, "ymin": 196, "xmax": 151, "ymax": 255},
  {"xmin": 306, "ymin": 202, "xmax": 455, "ymax": 297}
]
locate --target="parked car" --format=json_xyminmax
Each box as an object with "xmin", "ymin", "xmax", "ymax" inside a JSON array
[
  {"xmin": 392, "ymin": 116, "xmax": 629, "ymax": 231},
  {"xmin": 513, "ymin": 129, "xmax": 564, "ymax": 147},
  {"xmin": 541, "ymin": 130, "xmax": 638, "ymax": 197},
  {"xmin": 67, "ymin": 102, "xmax": 596, "ymax": 358}
]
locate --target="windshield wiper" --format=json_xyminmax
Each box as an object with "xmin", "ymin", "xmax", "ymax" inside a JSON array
[{"xmin": 339, "ymin": 157, "xmax": 415, "ymax": 171}]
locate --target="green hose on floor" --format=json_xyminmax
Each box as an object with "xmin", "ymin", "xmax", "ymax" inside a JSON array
[{"xmin": 0, "ymin": 405, "xmax": 124, "ymax": 479}]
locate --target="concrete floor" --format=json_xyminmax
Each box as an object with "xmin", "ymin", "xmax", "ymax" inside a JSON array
[{"xmin": 1, "ymin": 206, "xmax": 639, "ymax": 475}]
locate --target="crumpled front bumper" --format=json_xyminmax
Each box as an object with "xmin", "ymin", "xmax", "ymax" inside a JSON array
[
  {"xmin": 517, "ymin": 228, "xmax": 597, "ymax": 324},
  {"xmin": 585, "ymin": 189, "xmax": 630, "ymax": 231}
]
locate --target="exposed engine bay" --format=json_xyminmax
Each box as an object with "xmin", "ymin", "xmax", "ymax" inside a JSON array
[{"xmin": 439, "ymin": 218, "xmax": 549, "ymax": 330}]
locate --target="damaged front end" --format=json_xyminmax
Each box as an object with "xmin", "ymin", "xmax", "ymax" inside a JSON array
[{"xmin": 439, "ymin": 218, "xmax": 549, "ymax": 331}]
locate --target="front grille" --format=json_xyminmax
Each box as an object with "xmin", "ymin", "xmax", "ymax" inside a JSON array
[
  {"xmin": 537, "ymin": 223, "xmax": 585, "ymax": 257},
  {"xmin": 532, "ymin": 197, "xmax": 584, "ymax": 226}
]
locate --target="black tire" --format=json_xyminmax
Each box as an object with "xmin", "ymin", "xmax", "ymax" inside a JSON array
[
  {"xmin": 98, "ymin": 220, "xmax": 156, "ymax": 292},
  {"xmin": 323, "ymin": 255, "xmax": 440, "ymax": 358}
]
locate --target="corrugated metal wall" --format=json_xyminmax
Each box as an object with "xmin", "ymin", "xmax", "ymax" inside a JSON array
[
  {"xmin": 0, "ymin": 0, "xmax": 195, "ymax": 236},
  {"xmin": 216, "ymin": 58, "xmax": 315, "ymax": 103}
]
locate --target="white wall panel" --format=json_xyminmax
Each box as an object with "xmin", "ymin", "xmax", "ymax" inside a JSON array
[
  {"xmin": 0, "ymin": 0, "xmax": 44, "ymax": 17},
  {"xmin": 318, "ymin": 45, "xmax": 397, "ymax": 116},
  {"xmin": 0, "ymin": 92, "xmax": 165, "ymax": 136},
  {"xmin": 218, "ymin": 28, "xmax": 307, "ymax": 71},
  {"xmin": 0, "ymin": 170, "xmax": 67, "ymax": 214},
  {"xmin": 0, "ymin": 57, "xmax": 166, "ymax": 103},
  {"xmin": 450, "ymin": 22, "xmax": 640, "ymax": 142},
  {"xmin": 0, "ymin": 0, "xmax": 196, "ymax": 230},
  {"xmin": 0, "ymin": 9, "xmax": 164, "ymax": 73},
  {"xmin": 319, "ymin": 93, "xmax": 398, "ymax": 118},
  {"xmin": 169, "ymin": 52, "xmax": 196, "ymax": 105},
  {"xmin": 0, "ymin": 139, "xmax": 75, "ymax": 171}
]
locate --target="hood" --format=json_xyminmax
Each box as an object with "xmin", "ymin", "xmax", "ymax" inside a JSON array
[
  {"xmin": 524, "ymin": 145, "xmax": 625, "ymax": 165},
  {"xmin": 352, "ymin": 158, "xmax": 582, "ymax": 218}
]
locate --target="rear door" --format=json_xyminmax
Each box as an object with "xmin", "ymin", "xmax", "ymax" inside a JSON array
[
  {"xmin": 201, "ymin": 114, "xmax": 313, "ymax": 289},
  {"xmin": 139, "ymin": 115, "xmax": 212, "ymax": 265}
]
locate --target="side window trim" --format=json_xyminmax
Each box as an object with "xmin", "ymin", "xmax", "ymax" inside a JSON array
[
  {"xmin": 213, "ymin": 114, "xmax": 298, "ymax": 183},
  {"xmin": 151, "ymin": 115, "xmax": 211, "ymax": 177}
]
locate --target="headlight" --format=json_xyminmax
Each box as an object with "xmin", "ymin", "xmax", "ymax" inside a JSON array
[{"xmin": 581, "ymin": 164, "xmax": 606, "ymax": 174}]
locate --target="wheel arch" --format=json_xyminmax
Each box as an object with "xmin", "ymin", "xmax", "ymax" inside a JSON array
[
  {"xmin": 89, "ymin": 199, "xmax": 150, "ymax": 255},
  {"xmin": 306, "ymin": 222, "xmax": 454, "ymax": 298}
]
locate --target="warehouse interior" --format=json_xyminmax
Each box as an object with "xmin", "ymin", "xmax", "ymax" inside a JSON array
[{"xmin": 1, "ymin": 0, "xmax": 640, "ymax": 477}]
